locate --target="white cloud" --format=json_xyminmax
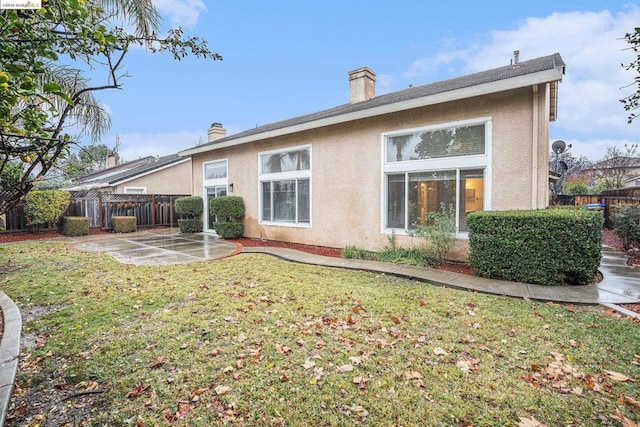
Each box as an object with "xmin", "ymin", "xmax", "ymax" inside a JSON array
[
  {"xmin": 153, "ymin": 0, "xmax": 207, "ymax": 28},
  {"xmin": 102, "ymin": 130, "xmax": 207, "ymax": 162},
  {"xmin": 404, "ymin": 6, "xmax": 640, "ymax": 161}
]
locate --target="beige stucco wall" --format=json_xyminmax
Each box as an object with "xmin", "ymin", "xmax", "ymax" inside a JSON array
[
  {"xmin": 114, "ymin": 159, "xmax": 192, "ymax": 195},
  {"xmin": 191, "ymin": 85, "xmax": 553, "ymax": 260}
]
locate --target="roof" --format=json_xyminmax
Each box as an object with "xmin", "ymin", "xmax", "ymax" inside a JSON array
[
  {"xmin": 181, "ymin": 53, "xmax": 565, "ymax": 156},
  {"xmin": 64, "ymin": 154, "xmax": 189, "ymax": 191}
]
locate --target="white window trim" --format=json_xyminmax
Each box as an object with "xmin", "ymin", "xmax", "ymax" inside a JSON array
[
  {"xmin": 258, "ymin": 144, "xmax": 312, "ymax": 228},
  {"xmin": 124, "ymin": 186, "xmax": 146, "ymax": 194},
  {"xmin": 380, "ymin": 117, "xmax": 492, "ymax": 237},
  {"xmin": 202, "ymin": 159, "xmax": 229, "ymax": 233}
]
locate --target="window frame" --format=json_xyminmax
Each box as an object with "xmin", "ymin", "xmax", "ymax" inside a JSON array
[
  {"xmin": 380, "ymin": 117, "xmax": 492, "ymax": 237},
  {"xmin": 202, "ymin": 159, "xmax": 229, "ymax": 232},
  {"xmin": 258, "ymin": 145, "xmax": 312, "ymax": 228}
]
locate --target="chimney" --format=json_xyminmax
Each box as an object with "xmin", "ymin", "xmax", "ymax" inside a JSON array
[
  {"xmin": 513, "ymin": 50, "xmax": 520, "ymax": 69},
  {"xmin": 348, "ymin": 67, "xmax": 376, "ymax": 104},
  {"xmin": 207, "ymin": 122, "xmax": 227, "ymax": 143},
  {"xmin": 106, "ymin": 155, "xmax": 117, "ymax": 168}
]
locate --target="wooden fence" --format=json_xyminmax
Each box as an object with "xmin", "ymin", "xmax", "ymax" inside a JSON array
[
  {"xmin": 551, "ymin": 187, "xmax": 640, "ymax": 226},
  {"xmin": 2, "ymin": 191, "xmax": 188, "ymax": 232}
]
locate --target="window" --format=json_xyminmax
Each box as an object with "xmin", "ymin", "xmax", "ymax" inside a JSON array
[
  {"xmin": 203, "ymin": 159, "xmax": 229, "ymax": 232},
  {"xmin": 206, "ymin": 186, "xmax": 228, "ymax": 228},
  {"xmin": 259, "ymin": 146, "xmax": 311, "ymax": 226},
  {"xmin": 204, "ymin": 160, "xmax": 227, "ymax": 180},
  {"xmin": 383, "ymin": 118, "xmax": 490, "ymax": 234}
]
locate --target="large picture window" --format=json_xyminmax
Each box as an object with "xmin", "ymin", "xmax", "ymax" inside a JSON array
[
  {"xmin": 383, "ymin": 118, "xmax": 490, "ymax": 234},
  {"xmin": 259, "ymin": 146, "xmax": 311, "ymax": 226}
]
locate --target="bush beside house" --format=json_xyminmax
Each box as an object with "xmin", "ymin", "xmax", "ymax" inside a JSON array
[
  {"xmin": 467, "ymin": 209, "xmax": 603, "ymax": 286},
  {"xmin": 24, "ymin": 190, "xmax": 70, "ymax": 232},
  {"xmin": 175, "ymin": 196, "xmax": 203, "ymax": 233},
  {"xmin": 210, "ymin": 196, "xmax": 244, "ymax": 238}
]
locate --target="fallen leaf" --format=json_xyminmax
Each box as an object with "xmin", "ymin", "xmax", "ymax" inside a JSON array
[
  {"xmin": 353, "ymin": 376, "xmax": 368, "ymax": 389},
  {"xmin": 517, "ymin": 416, "xmax": 547, "ymax": 427},
  {"xmin": 215, "ymin": 385, "xmax": 230, "ymax": 395},
  {"xmin": 303, "ymin": 359, "xmax": 316, "ymax": 370},
  {"xmin": 433, "ymin": 347, "xmax": 448, "ymax": 356},
  {"xmin": 611, "ymin": 409, "xmax": 639, "ymax": 427},
  {"xmin": 349, "ymin": 356, "xmax": 362, "ymax": 366},
  {"xmin": 405, "ymin": 371, "xmax": 423, "ymax": 380},
  {"xmin": 150, "ymin": 355, "xmax": 166, "ymax": 369},
  {"xmin": 605, "ymin": 370, "xmax": 634, "ymax": 382},
  {"xmin": 337, "ymin": 364, "xmax": 354, "ymax": 373}
]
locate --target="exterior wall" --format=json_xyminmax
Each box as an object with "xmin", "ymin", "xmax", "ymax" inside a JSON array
[
  {"xmin": 114, "ymin": 160, "xmax": 192, "ymax": 194},
  {"xmin": 192, "ymin": 86, "xmax": 552, "ymax": 260}
]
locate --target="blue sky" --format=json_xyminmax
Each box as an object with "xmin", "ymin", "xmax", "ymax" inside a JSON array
[{"xmin": 86, "ymin": 1, "xmax": 640, "ymax": 163}]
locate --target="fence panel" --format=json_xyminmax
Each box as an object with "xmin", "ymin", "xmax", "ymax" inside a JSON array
[{"xmin": 2, "ymin": 192, "xmax": 187, "ymax": 232}]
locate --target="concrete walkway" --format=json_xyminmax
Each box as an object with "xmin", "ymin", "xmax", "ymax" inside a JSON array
[{"xmin": 1, "ymin": 229, "xmax": 640, "ymax": 423}]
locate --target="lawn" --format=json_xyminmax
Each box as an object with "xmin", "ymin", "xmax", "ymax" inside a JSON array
[{"xmin": 1, "ymin": 241, "xmax": 639, "ymax": 426}]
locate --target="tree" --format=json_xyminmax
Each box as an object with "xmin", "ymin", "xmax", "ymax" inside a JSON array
[
  {"xmin": 590, "ymin": 144, "xmax": 639, "ymax": 191},
  {"xmin": 549, "ymin": 150, "xmax": 591, "ymax": 194},
  {"xmin": 621, "ymin": 27, "xmax": 640, "ymax": 123},
  {"xmin": 0, "ymin": 0, "xmax": 221, "ymax": 213},
  {"xmin": 61, "ymin": 141, "xmax": 120, "ymax": 180}
]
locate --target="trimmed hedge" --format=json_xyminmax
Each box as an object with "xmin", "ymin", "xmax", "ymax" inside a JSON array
[
  {"xmin": 467, "ymin": 209, "xmax": 603, "ymax": 286},
  {"xmin": 178, "ymin": 218, "xmax": 203, "ymax": 233},
  {"xmin": 210, "ymin": 196, "xmax": 244, "ymax": 239},
  {"xmin": 112, "ymin": 216, "xmax": 137, "ymax": 233},
  {"xmin": 175, "ymin": 196, "xmax": 203, "ymax": 216},
  {"xmin": 175, "ymin": 196, "xmax": 203, "ymax": 233},
  {"xmin": 24, "ymin": 190, "xmax": 70, "ymax": 230},
  {"xmin": 63, "ymin": 216, "xmax": 89, "ymax": 236},
  {"xmin": 213, "ymin": 222, "xmax": 244, "ymax": 239}
]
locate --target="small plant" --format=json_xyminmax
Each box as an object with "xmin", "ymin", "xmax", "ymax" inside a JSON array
[
  {"xmin": 611, "ymin": 204, "xmax": 640, "ymax": 250},
  {"xmin": 376, "ymin": 247, "xmax": 435, "ymax": 266},
  {"xmin": 411, "ymin": 203, "xmax": 456, "ymax": 264},
  {"xmin": 342, "ymin": 245, "xmax": 376, "ymax": 260}
]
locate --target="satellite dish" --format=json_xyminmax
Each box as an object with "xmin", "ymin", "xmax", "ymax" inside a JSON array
[{"xmin": 552, "ymin": 140, "xmax": 566, "ymax": 154}]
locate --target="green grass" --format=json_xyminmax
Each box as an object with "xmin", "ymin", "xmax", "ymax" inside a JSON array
[{"xmin": 2, "ymin": 242, "xmax": 639, "ymax": 426}]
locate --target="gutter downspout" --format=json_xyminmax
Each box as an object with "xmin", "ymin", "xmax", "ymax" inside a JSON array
[{"xmin": 531, "ymin": 84, "xmax": 539, "ymax": 209}]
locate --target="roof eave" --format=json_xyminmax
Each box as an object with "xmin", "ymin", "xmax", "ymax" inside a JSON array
[
  {"xmin": 180, "ymin": 66, "xmax": 564, "ymax": 156},
  {"xmin": 108, "ymin": 157, "xmax": 191, "ymax": 186}
]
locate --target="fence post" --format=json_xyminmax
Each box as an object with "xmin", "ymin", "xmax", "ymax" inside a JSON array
[
  {"xmin": 151, "ymin": 194, "xmax": 156, "ymax": 227},
  {"xmin": 98, "ymin": 192, "xmax": 104, "ymax": 229}
]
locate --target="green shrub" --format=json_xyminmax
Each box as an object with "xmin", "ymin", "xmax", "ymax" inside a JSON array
[
  {"xmin": 210, "ymin": 196, "xmax": 245, "ymax": 221},
  {"xmin": 63, "ymin": 216, "xmax": 89, "ymax": 236},
  {"xmin": 213, "ymin": 222, "xmax": 244, "ymax": 239},
  {"xmin": 411, "ymin": 203, "xmax": 455, "ymax": 264},
  {"xmin": 467, "ymin": 209, "xmax": 603, "ymax": 286},
  {"xmin": 175, "ymin": 196, "xmax": 203, "ymax": 217},
  {"xmin": 342, "ymin": 245, "xmax": 376, "ymax": 260},
  {"xmin": 611, "ymin": 204, "xmax": 640, "ymax": 251},
  {"xmin": 112, "ymin": 216, "xmax": 137, "ymax": 233},
  {"xmin": 178, "ymin": 218, "xmax": 203, "ymax": 233},
  {"xmin": 210, "ymin": 196, "xmax": 245, "ymax": 238},
  {"xmin": 24, "ymin": 190, "xmax": 70, "ymax": 231}
]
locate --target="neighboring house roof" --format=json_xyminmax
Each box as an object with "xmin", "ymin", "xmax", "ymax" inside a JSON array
[
  {"xmin": 586, "ymin": 156, "xmax": 640, "ymax": 171},
  {"xmin": 181, "ymin": 53, "xmax": 565, "ymax": 156},
  {"xmin": 64, "ymin": 154, "xmax": 190, "ymax": 191}
]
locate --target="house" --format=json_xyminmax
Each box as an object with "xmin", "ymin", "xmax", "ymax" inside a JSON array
[
  {"xmin": 63, "ymin": 154, "xmax": 191, "ymax": 195},
  {"xmin": 180, "ymin": 52, "xmax": 565, "ymax": 260}
]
